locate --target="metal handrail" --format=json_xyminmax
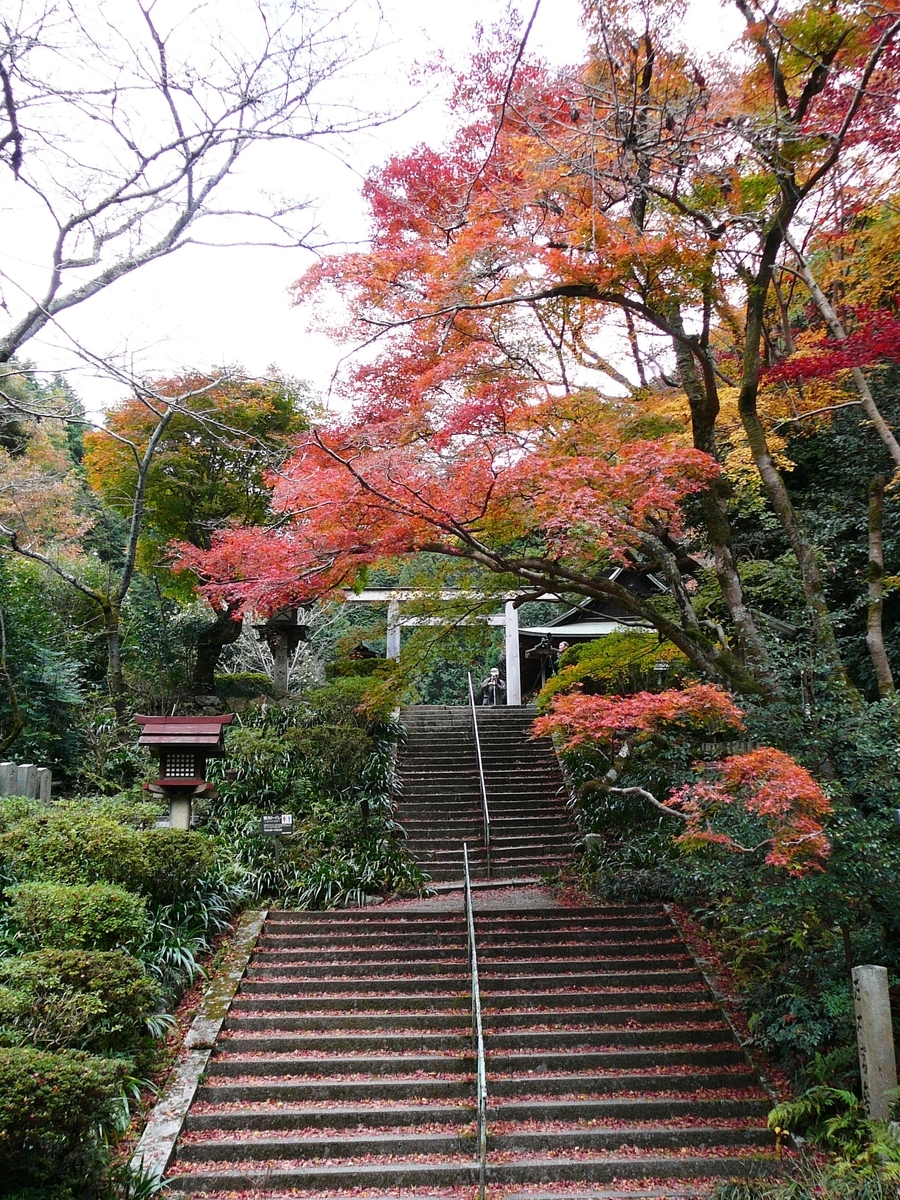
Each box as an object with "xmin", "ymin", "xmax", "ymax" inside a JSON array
[
  {"xmin": 467, "ymin": 672, "xmax": 492, "ymax": 878},
  {"xmin": 463, "ymin": 843, "xmax": 488, "ymax": 1200}
]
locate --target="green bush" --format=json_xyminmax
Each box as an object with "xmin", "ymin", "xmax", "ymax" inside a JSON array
[
  {"xmin": 0, "ymin": 949, "xmax": 159, "ymax": 1054},
  {"xmin": 55, "ymin": 792, "xmax": 166, "ymax": 829},
  {"xmin": 8, "ymin": 882, "xmax": 149, "ymax": 951},
  {"xmin": 535, "ymin": 632, "xmax": 691, "ymax": 711},
  {"xmin": 214, "ymin": 670, "xmax": 276, "ymax": 697},
  {"xmin": 135, "ymin": 828, "xmax": 214, "ymax": 904},
  {"xmin": 0, "ymin": 809, "xmax": 213, "ymax": 903},
  {"xmin": 0, "ymin": 1046, "xmax": 127, "ymax": 1186},
  {"xmin": 289, "ymin": 723, "xmax": 373, "ymax": 802},
  {"xmin": 303, "ymin": 675, "xmax": 395, "ymax": 724},
  {"xmin": 0, "ymin": 811, "xmax": 144, "ymax": 890},
  {"xmin": 325, "ymin": 656, "xmax": 396, "ymax": 680},
  {"xmin": 0, "ymin": 797, "xmax": 41, "ymax": 834}
]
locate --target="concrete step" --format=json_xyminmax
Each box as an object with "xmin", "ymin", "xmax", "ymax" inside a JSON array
[
  {"xmin": 218, "ymin": 1031, "xmax": 470, "ymax": 1052},
  {"xmin": 206, "ymin": 1053, "xmax": 473, "ymax": 1077},
  {"xmin": 184, "ymin": 1102, "xmax": 474, "ymax": 1131},
  {"xmin": 195, "ymin": 1075, "xmax": 474, "ymax": 1103},
  {"xmin": 166, "ymin": 1153, "xmax": 773, "ymax": 1192},
  {"xmin": 224, "ymin": 1012, "xmax": 471, "ymax": 1031},
  {"xmin": 489, "ymin": 1070, "xmax": 761, "ymax": 1097}
]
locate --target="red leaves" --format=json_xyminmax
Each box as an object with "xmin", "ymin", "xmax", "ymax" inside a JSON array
[
  {"xmin": 765, "ymin": 308, "xmax": 900, "ymax": 383},
  {"xmin": 669, "ymin": 749, "xmax": 831, "ymax": 875},
  {"xmin": 534, "ymin": 686, "xmax": 830, "ymax": 876},
  {"xmin": 177, "ymin": 395, "xmax": 718, "ymax": 617},
  {"xmin": 533, "ymin": 684, "xmax": 746, "ymax": 750}
]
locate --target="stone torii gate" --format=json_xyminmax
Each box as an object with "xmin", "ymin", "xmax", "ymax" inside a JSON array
[{"xmin": 341, "ymin": 588, "xmax": 554, "ymax": 706}]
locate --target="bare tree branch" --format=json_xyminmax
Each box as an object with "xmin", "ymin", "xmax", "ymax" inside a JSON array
[{"xmin": 0, "ymin": 0, "xmax": 391, "ymax": 363}]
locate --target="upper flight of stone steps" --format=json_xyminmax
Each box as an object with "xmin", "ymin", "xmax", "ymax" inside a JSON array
[{"xmin": 396, "ymin": 704, "xmax": 574, "ymax": 880}]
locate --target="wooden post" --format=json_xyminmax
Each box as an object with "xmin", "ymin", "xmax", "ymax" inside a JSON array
[{"xmin": 852, "ymin": 964, "xmax": 898, "ymax": 1120}]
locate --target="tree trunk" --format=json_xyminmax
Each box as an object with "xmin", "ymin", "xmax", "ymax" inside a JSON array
[
  {"xmin": 738, "ymin": 256, "xmax": 854, "ymax": 692},
  {"xmin": 0, "ymin": 607, "xmax": 23, "ymax": 755},
  {"xmin": 866, "ymin": 475, "xmax": 895, "ymax": 697},
  {"xmin": 103, "ymin": 600, "xmax": 127, "ymax": 724},
  {"xmin": 192, "ymin": 603, "xmax": 243, "ymax": 693},
  {"xmin": 671, "ymin": 322, "xmax": 781, "ymax": 697}
]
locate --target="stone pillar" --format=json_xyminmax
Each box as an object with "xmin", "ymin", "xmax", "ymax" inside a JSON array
[
  {"xmin": 386, "ymin": 599, "xmax": 401, "ymax": 660},
  {"xmin": 504, "ymin": 602, "xmax": 521, "ymax": 705},
  {"xmin": 852, "ymin": 964, "xmax": 898, "ymax": 1120},
  {"xmin": 168, "ymin": 794, "xmax": 193, "ymax": 831},
  {"xmin": 269, "ymin": 630, "xmax": 290, "ymax": 698},
  {"xmin": 0, "ymin": 763, "xmax": 15, "ymax": 795},
  {"xmin": 36, "ymin": 767, "xmax": 52, "ymax": 803},
  {"xmin": 16, "ymin": 763, "xmax": 36, "ymax": 798}
]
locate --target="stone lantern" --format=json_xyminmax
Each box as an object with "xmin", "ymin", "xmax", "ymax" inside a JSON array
[
  {"xmin": 134, "ymin": 713, "xmax": 234, "ymax": 829},
  {"xmin": 253, "ymin": 606, "xmax": 307, "ymax": 696}
]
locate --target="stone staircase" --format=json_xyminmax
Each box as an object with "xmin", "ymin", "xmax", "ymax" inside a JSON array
[
  {"xmin": 396, "ymin": 705, "xmax": 573, "ymax": 880},
  {"xmin": 164, "ymin": 898, "xmax": 777, "ymax": 1197}
]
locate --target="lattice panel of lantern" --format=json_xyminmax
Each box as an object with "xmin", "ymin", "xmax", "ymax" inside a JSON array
[{"xmin": 161, "ymin": 750, "xmax": 199, "ymax": 779}]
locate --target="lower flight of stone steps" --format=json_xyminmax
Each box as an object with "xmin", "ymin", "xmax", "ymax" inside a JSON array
[{"xmin": 163, "ymin": 901, "xmax": 778, "ymax": 1199}]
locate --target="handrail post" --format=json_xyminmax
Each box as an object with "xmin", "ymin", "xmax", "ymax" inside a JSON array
[
  {"xmin": 463, "ymin": 843, "xmax": 487, "ymax": 1200},
  {"xmin": 467, "ymin": 672, "xmax": 492, "ymax": 879}
]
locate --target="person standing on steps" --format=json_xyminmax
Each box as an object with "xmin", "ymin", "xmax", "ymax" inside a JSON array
[{"xmin": 481, "ymin": 666, "xmax": 505, "ymax": 705}]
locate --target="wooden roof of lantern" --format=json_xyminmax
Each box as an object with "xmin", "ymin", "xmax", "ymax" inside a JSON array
[{"xmin": 133, "ymin": 714, "xmax": 234, "ymax": 754}]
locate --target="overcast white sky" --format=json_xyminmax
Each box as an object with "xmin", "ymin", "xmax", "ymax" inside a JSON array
[{"xmin": 9, "ymin": 0, "xmax": 743, "ymax": 416}]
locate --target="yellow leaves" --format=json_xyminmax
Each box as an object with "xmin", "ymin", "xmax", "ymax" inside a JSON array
[
  {"xmin": 829, "ymin": 207, "xmax": 900, "ymax": 313},
  {"xmin": 0, "ymin": 426, "xmax": 89, "ymax": 552}
]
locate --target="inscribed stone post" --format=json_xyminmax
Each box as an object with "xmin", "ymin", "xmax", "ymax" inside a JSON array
[
  {"xmin": 35, "ymin": 767, "xmax": 52, "ymax": 803},
  {"xmin": 16, "ymin": 763, "xmax": 36, "ymax": 799},
  {"xmin": 0, "ymin": 762, "xmax": 14, "ymax": 795},
  {"xmin": 852, "ymin": 964, "xmax": 898, "ymax": 1120}
]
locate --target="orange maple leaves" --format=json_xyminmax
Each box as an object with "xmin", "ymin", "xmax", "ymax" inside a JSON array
[
  {"xmin": 669, "ymin": 748, "xmax": 832, "ymax": 876},
  {"xmin": 178, "ymin": 392, "xmax": 718, "ymax": 616}
]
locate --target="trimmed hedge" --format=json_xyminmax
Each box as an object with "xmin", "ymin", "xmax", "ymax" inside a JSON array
[
  {"xmin": 0, "ymin": 1046, "xmax": 127, "ymax": 1185},
  {"xmin": 0, "ymin": 949, "xmax": 159, "ymax": 1054},
  {"xmin": 0, "ymin": 811, "xmax": 139, "ymax": 888},
  {"xmin": 8, "ymin": 882, "xmax": 149, "ymax": 951},
  {"xmin": 214, "ymin": 670, "xmax": 275, "ymax": 697},
  {"xmin": 0, "ymin": 810, "xmax": 213, "ymax": 902},
  {"xmin": 137, "ymin": 827, "xmax": 214, "ymax": 904}
]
